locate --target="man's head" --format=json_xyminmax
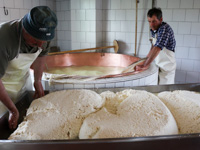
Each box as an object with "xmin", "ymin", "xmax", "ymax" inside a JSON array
[
  {"xmin": 22, "ymin": 6, "xmax": 57, "ymax": 47},
  {"xmin": 147, "ymin": 7, "xmax": 163, "ymax": 31}
]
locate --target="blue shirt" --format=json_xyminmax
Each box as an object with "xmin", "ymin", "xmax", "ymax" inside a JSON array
[{"xmin": 150, "ymin": 22, "xmax": 176, "ymax": 52}]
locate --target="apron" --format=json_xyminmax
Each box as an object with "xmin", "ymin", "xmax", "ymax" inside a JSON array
[
  {"xmin": 153, "ymin": 34, "xmax": 176, "ymax": 85},
  {"xmin": 0, "ymin": 25, "xmax": 42, "ymax": 115}
]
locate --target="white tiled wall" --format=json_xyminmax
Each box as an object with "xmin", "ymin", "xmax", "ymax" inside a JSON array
[
  {"xmin": 0, "ymin": 0, "xmax": 57, "ymax": 46},
  {"xmin": 70, "ymin": 0, "xmax": 103, "ymax": 51},
  {"xmin": 56, "ymin": 0, "xmax": 71, "ymax": 50}
]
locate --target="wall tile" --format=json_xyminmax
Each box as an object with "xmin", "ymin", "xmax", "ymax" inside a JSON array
[
  {"xmin": 173, "ymin": 9, "xmax": 185, "ymax": 21},
  {"xmin": 61, "ymin": 0, "xmax": 69, "ymax": 11},
  {"xmin": 125, "ymin": 32, "xmax": 135, "ymax": 43},
  {"xmin": 183, "ymin": 35, "xmax": 197, "ymax": 47},
  {"xmin": 39, "ymin": 0, "xmax": 47, "ymax": 6},
  {"xmin": 189, "ymin": 48, "xmax": 200, "ymax": 60},
  {"xmin": 180, "ymin": 0, "xmax": 194, "ymax": 8},
  {"xmin": 111, "ymin": 21, "xmax": 121, "ymax": 31},
  {"xmin": 193, "ymin": 60, "xmax": 200, "ymax": 72},
  {"xmin": 115, "ymin": 82, "xmax": 124, "ymax": 87},
  {"xmin": 116, "ymin": 10, "xmax": 126, "ymax": 20},
  {"xmin": 102, "ymin": 0, "xmax": 111, "ymax": 9},
  {"xmin": 5, "ymin": 0, "xmax": 14, "ymax": 8},
  {"xmin": 181, "ymin": 59, "xmax": 194, "ymax": 71},
  {"xmin": 196, "ymin": 36, "xmax": 200, "ymax": 47},
  {"xmin": 111, "ymin": 0, "xmax": 120, "ymax": 9},
  {"xmin": 116, "ymin": 32, "xmax": 126, "ymax": 42},
  {"xmin": 132, "ymin": 80, "xmax": 139, "ymax": 86},
  {"xmin": 194, "ymin": 0, "xmax": 200, "ymax": 8},
  {"xmin": 71, "ymin": 21, "xmax": 81, "ymax": 31},
  {"xmin": 54, "ymin": 84, "xmax": 64, "ymax": 90},
  {"xmin": 86, "ymin": 10, "xmax": 95, "ymax": 21},
  {"xmin": 185, "ymin": 9, "xmax": 199, "ymax": 22},
  {"xmin": 191, "ymin": 23, "xmax": 200, "ymax": 35},
  {"xmin": 156, "ymin": 0, "xmax": 168, "ymax": 8},
  {"xmin": 176, "ymin": 58, "xmax": 182, "ymax": 70},
  {"xmin": 96, "ymin": 10, "xmax": 103, "ymax": 20},
  {"xmin": 178, "ymin": 22, "xmax": 191, "ymax": 34},
  {"xmin": 61, "ymin": 21, "xmax": 69, "ymax": 30},
  {"xmin": 84, "ymin": 84, "xmax": 95, "ymax": 88},
  {"xmin": 15, "ymin": 0, "xmax": 24, "ymax": 8},
  {"xmin": 168, "ymin": 22, "xmax": 178, "ymax": 34},
  {"xmin": 74, "ymin": 84, "xmax": 84, "ymax": 89},
  {"xmin": 96, "ymin": 21, "xmax": 103, "ymax": 31},
  {"xmin": 186, "ymin": 72, "xmax": 199, "ymax": 83},
  {"xmin": 104, "ymin": 10, "xmax": 116, "ymax": 20},
  {"xmin": 71, "ymin": 0, "xmax": 81, "ymax": 10},
  {"xmin": 126, "ymin": 10, "xmax": 135, "ymax": 21},
  {"xmin": 121, "ymin": 0, "xmax": 132, "ymax": 9},
  {"xmin": 124, "ymin": 80, "xmax": 133, "ymax": 87},
  {"xmin": 76, "ymin": 32, "xmax": 86, "ymax": 42},
  {"xmin": 103, "ymin": 32, "xmax": 116, "ymax": 42},
  {"xmin": 64, "ymin": 84, "xmax": 74, "ymax": 89},
  {"xmin": 162, "ymin": 9, "xmax": 173, "ymax": 21},
  {"xmin": 138, "ymin": 0, "xmax": 151, "ymax": 9},
  {"xmin": 175, "ymin": 70, "xmax": 186, "ymax": 82},
  {"xmin": 96, "ymin": 0, "xmax": 102, "ymax": 10},
  {"xmin": 20, "ymin": 9, "xmax": 29, "ymax": 18},
  {"xmin": 81, "ymin": 0, "xmax": 90, "ymax": 9},
  {"xmin": 106, "ymin": 83, "xmax": 115, "ymax": 88},
  {"xmin": 175, "ymin": 47, "xmax": 189, "ymax": 59},
  {"xmin": 10, "ymin": 9, "xmax": 20, "ymax": 20},
  {"xmin": 81, "ymin": 21, "xmax": 91, "ymax": 31},
  {"xmin": 86, "ymin": 32, "xmax": 96, "ymax": 43},
  {"xmin": 168, "ymin": 0, "xmax": 180, "ymax": 8},
  {"xmin": 0, "ymin": 0, "xmax": 3, "ymax": 7},
  {"xmin": 175, "ymin": 34, "xmax": 184, "ymax": 46},
  {"xmin": 76, "ymin": 10, "xmax": 86, "ymax": 21}
]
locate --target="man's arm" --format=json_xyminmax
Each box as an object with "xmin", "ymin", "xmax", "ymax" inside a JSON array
[
  {"xmin": 0, "ymin": 80, "xmax": 19, "ymax": 129},
  {"xmin": 31, "ymin": 56, "xmax": 46, "ymax": 98},
  {"xmin": 135, "ymin": 46, "xmax": 161, "ymax": 71}
]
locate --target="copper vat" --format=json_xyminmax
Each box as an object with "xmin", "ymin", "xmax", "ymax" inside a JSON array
[{"xmin": 44, "ymin": 53, "xmax": 147, "ymax": 79}]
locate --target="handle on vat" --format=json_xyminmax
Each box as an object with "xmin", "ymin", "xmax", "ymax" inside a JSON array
[{"xmin": 48, "ymin": 40, "xmax": 119, "ymax": 55}]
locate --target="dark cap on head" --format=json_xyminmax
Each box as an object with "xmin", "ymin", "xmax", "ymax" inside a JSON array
[{"xmin": 22, "ymin": 6, "xmax": 57, "ymax": 41}]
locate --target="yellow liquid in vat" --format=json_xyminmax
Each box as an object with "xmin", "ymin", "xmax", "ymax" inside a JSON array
[{"xmin": 45, "ymin": 66, "xmax": 125, "ymax": 76}]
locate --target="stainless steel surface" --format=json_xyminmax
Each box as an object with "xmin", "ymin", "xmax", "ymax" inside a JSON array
[{"xmin": 1, "ymin": 83, "xmax": 200, "ymax": 150}]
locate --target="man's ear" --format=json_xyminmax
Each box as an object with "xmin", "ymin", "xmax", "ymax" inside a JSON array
[{"xmin": 160, "ymin": 17, "xmax": 163, "ymax": 22}]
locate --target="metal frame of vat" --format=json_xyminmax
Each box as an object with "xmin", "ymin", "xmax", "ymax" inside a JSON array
[{"xmin": 1, "ymin": 83, "xmax": 200, "ymax": 150}]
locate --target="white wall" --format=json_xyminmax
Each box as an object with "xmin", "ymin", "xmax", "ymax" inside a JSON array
[
  {"xmin": 56, "ymin": 0, "xmax": 71, "ymax": 50},
  {"xmin": 70, "ymin": 0, "xmax": 103, "ymax": 51},
  {"xmin": 0, "ymin": 0, "xmax": 57, "ymax": 46}
]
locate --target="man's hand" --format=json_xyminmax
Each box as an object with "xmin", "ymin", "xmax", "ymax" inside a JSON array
[
  {"xmin": 135, "ymin": 65, "xmax": 149, "ymax": 71},
  {"xmin": 8, "ymin": 108, "xmax": 19, "ymax": 130},
  {"xmin": 34, "ymin": 80, "xmax": 45, "ymax": 99}
]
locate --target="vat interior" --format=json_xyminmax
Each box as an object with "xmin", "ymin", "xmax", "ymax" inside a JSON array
[{"xmin": 45, "ymin": 53, "xmax": 141, "ymax": 70}]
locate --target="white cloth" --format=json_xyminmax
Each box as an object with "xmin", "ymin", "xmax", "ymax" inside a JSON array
[{"xmin": 153, "ymin": 35, "xmax": 176, "ymax": 85}]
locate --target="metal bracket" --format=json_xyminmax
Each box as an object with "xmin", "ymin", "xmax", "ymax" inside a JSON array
[{"xmin": 3, "ymin": 6, "xmax": 8, "ymax": 15}]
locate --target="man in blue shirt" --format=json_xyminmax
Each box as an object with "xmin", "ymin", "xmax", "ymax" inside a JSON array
[{"xmin": 136, "ymin": 8, "xmax": 176, "ymax": 85}]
